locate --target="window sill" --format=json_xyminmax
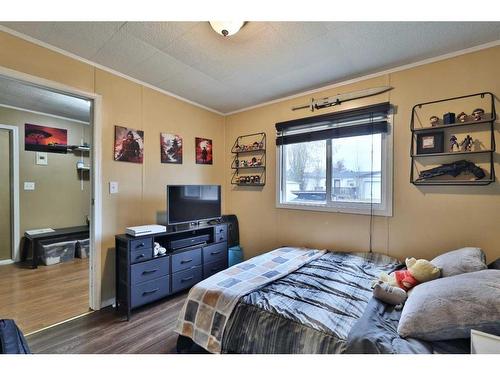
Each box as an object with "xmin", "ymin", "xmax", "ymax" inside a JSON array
[{"xmin": 276, "ymin": 202, "xmax": 392, "ymax": 217}]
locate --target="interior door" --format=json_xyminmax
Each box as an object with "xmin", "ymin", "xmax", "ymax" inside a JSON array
[{"xmin": 0, "ymin": 128, "xmax": 12, "ymax": 261}]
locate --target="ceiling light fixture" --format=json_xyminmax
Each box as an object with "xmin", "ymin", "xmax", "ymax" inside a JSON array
[{"xmin": 209, "ymin": 21, "xmax": 245, "ymax": 37}]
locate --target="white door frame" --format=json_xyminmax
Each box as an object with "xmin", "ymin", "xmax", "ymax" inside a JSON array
[
  {"xmin": 0, "ymin": 66, "xmax": 103, "ymax": 311},
  {"xmin": 0, "ymin": 124, "xmax": 19, "ymax": 265}
]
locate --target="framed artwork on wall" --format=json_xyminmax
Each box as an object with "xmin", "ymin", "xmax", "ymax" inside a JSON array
[
  {"xmin": 160, "ymin": 133, "xmax": 182, "ymax": 164},
  {"xmin": 195, "ymin": 137, "xmax": 213, "ymax": 165},
  {"xmin": 416, "ymin": 131, "xmax": 444, "ymax": 155},
  {"xmin": 114, "ymin": 125, "xmax": 144, "ymax": 163},
  {"xmin": 24, "ymin": 123, "xmax": 68, "ymax": 153}
]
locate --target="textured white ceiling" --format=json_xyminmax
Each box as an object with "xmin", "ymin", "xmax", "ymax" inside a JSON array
[
  {"xmin": 1, "ymin": 22, "xmax": 499, "ymax": 113},
  {"xmin": 0, "ymin": 75, "xmax": 91, "ymax": 123}
]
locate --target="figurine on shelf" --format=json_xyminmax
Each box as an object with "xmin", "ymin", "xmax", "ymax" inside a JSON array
[
  {"xmin": 252, "ymin": 141, "xmax": 260, "ymax": 150},
  {"xmin": 457, "ymin": 112, "xmax": 468, "ymax": 123},
  {"xmin": 472, "ymin": 108, "xmax": 485, "ymax": 121},
  {"xmin": 460, "ymin": 135, "xmax": 473, "ymax": 152},
  {"xmin": 254, "ymin": 175, "xmax": 261, "ymax": 183},
  {"xmin": 250, "ymin": 176, "xmax": 255, "ymax": 183},
  {"xmin": 234, "ymin": 145, "xmax": 241, "ymax": 152},
  {"xmin": 449, "ymin": 135, "xmax": 460, "ymax": 152},
  {"xmin": 241, "ymin": 160, "xmax": 248, "ymax": 167},
  {"xmin": 430, "ymin": 116, "xmax": 439, "ymax": 127},
  {"xmin": 249, "ymin": 157, "xmax": 258, "ymax": 166},
  {"xmin": 258, "ymin": 141, "xmax": 264, "ymax": 149},
  {"xmin": 443, "ymin": 112, "xmax": 455, "ymax": 125}
]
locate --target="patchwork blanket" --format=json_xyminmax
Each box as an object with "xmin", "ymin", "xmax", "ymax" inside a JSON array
[{"xmin": 176, "ymin": 247, "xmax": 326, "ymax": 353}]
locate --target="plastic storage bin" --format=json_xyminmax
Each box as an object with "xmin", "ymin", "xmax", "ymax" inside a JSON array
[
  {"xmin": 228, "ymin": 245, "xmax": 243, "ymax": 267},
  {"xmin": 75, "ymin": 239, "xmax": 90, "ymax": 258},
  {"xmin": 38, "ymin": 240, "xmax": 76, "ymax": 266}
]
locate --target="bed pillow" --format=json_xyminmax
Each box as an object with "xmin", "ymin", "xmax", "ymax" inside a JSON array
[
  {"xmin": 431, "ymin": 247, "xmax": 487, "ymax": 277},
  {"xmin": 397, "ymin": 269, "xmax": 500, "ymax": 341}
]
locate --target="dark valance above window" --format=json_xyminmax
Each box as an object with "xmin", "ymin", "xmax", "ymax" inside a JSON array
[{"xmin": 275, "ymin": 102, "xmax": 391, "ymax": 146}]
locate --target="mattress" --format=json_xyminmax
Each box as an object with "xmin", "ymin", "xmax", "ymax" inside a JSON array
[{"xmin": 220, "ymin": 251, "xmax": 401, "ymax": 354}]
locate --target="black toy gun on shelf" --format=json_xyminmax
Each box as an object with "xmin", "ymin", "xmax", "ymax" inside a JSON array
[{"xmin": 417, "ymin": 160, "xmax": 485, "ymax": 181}]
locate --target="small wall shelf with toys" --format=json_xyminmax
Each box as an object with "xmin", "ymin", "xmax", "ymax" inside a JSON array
[
  {"xmin": 410, "ymin": 92, "xmax": 496, "ymax": 186},
  {"xmin": 231, "ymin": 132, "xmax": 266, "ymax": 186}
]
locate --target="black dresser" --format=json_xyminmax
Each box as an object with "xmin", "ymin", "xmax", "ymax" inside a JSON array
[{"xmin": 115, "ymin": 223, "xmax": 228, "ymax": 319}]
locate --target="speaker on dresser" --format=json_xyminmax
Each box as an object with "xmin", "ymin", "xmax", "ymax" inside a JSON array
[{"xmin": 222, "ymin": 214, "xmax": 239, "ymax": 247}]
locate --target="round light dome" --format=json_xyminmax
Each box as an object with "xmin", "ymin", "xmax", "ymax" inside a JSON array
[{"xmin": 209, "ymin": 21, "xmax": 245, "ymax": 37}]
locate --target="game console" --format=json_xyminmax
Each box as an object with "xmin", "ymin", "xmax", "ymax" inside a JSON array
[{"xmin": 126, "ymin": 224, "xmax": 167, "ymax": 237}]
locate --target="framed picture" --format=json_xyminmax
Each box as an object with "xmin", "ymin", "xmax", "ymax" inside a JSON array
[
  {"xmin": 24, "ymin": 123, "xmax": 68, "ymax": 153},
  {"xmin": 195, "ymin": 137, "xmax": 213, "ymax": 165},
  {"xmin": 160, "ymin": 133, "xmax": 182, "ymax": 164},
  {"xmin": 114, "ymin": 126, "xmax": 144, "ymax": 163},
  {"xmin": 416, "ymin": 131, "xmax": 444, "ymax": 155}
]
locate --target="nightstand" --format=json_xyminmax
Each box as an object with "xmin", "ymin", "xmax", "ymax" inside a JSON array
[{"xmin": 471, "ymin": 330, "xmax": 500, "ymax": 354}]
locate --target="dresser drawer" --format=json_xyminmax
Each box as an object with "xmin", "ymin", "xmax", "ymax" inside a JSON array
[
  {"xmin": 203, "ymin": 259, "xmax": 227, "ymax": 279},
  {"xmin": 203, "ymin": 242, "xmax": 227, "ymax": 264},
  {"xmin": 130, "ymin": 238, "xmax": 153, "ymax": 252},
  {"xmin": 214, "ymin": 230, "xmax": 227, "ymax": 244},
  {"xmin": 171, "ymin": 248, "xmax": 202, "ymax": 273},
  {"xmin": 131, "ymin": 276, "xmax": 170, "ymax": 308},
  {"xmin": 131, "ymin": 256, "xmax": 170, "ymax": 285},
  {"xmin": 172, "ymin": 266, "xmax": 202, "ymax": 293},
  {"xmin": 130, "ymin": 248, "xmax": 153, "ymax": 264}
]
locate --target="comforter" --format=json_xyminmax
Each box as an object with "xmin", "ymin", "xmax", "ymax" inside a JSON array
[{"xmin": 220, "ymin": 251, "xmax": 401, "ymax": 353}]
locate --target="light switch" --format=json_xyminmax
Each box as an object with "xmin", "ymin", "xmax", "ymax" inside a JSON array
[
  {"xmin": 24, "ymin": 182, "xmax": 35, "ymax": 191},
  {"xmin": 109, "ymin": 181, "xmax": 119, "ymax": 194},
  {"xmin": 36, "ymin": 152, "xmax": 48, "ymax": 165}
]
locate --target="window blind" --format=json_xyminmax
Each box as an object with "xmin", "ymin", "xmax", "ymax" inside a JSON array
[{"xmin": 275, "ymin": 102, "xmax": 390, "ymax": 146}]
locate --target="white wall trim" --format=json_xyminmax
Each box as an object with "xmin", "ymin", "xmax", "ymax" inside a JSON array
[
  {"xmin": 0, "ymin": 123, "xmax": 20, "ymax": 262},
  {"xmin": 0, "ymin": 65, "xmax": 102, "ymax": 311},
  {"xmin": 0, "ymin": 103, "xmax": 90, "ymax": 125},
  {"xmin": 1, "ymin": 24, "xmax": 498, "ymax": 117},
  {"xmin": 0, "ymin": 25, "xmax": 225, "ymax": 117},
  {"xmin": 0, "ymin": 259, "xmax": 15, "ymax": 266},
  {"xmin": 225, "ymin": 40, "xmax": 500, "ymax": 116}
]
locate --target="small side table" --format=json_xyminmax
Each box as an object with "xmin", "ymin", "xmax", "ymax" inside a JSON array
[{"xmin": 471, "ymin": 329, "xmax": 500, "ymax": 354}]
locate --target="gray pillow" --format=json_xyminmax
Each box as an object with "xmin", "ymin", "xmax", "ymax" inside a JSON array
[
  {"xmin": 431, "ymin": 247, "xmax": 487, "ymax": 277},
  {"xmin": 397, "ymin": 269, "xmax": 500, "ymax": 341}
]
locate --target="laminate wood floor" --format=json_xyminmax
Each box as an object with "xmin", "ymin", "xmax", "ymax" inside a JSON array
[
  {"xmin": 27, "ymin": 292, "xmax": 187, "ymax": 354},
  {"xmin": 0, "ymin": 258, "xmax": 90, "ymax": 334}
]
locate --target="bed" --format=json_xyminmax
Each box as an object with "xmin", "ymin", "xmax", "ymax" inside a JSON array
[{"xmin": 176, "ymin": 248, "xmax": 471, "ymax": 354}]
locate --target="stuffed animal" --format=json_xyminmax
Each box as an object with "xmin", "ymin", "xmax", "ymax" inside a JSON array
[
  {"xmin": 376, "ymin": 257, "xmax": 441, "ymax": 292},
  {"xmin": 372, "ymin": 280, "xmax": 408, "ymax": 310}
]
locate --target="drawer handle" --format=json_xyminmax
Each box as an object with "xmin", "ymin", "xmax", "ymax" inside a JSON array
[
  {"xmin": 219, "ymin": 237, "xmax": 224, "ymax": 241},
  {"xmin": 211, "ymin": 251, "xmax": 221, "ymax": 255},
  {"xmin": 142, "ymin": 288, "xmax": 159, "ymax": 295},
  {"xmin": 180, "ymin": 259, "xmax": 193, "ymax": 264},
  {"xmin": 135, "ymin": 242, "xmax": 145, "ymax": 249},
  {"xmin": 181, "ymin": 276, "xmax": 194, "ymax": 282},
  {"xmin": 135, "ymin": 254, "xmax": 146, "ymax": 260},
  {"xmin": 142, "ymin": 268, "xmax": 158, "ymax": 275}
]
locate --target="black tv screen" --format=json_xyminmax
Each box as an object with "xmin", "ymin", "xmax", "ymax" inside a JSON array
[{"xmin": 167, "ymin": 185, "xmax": 221, "ymax": 225}]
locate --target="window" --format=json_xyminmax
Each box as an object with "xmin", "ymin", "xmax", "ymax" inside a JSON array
[{"xmin": 276, "ymin": 103, "xmax": 392, "ymax": 216}]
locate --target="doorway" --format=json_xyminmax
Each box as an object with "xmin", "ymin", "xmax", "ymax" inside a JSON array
[{"xmin": 0, "ymin": 69, "xmax": 102, "ymax": 334}]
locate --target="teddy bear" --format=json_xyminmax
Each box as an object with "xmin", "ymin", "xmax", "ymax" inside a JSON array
[{"xmin": 376, "ymin": 257, "xmax": 441, "ymax": 292}]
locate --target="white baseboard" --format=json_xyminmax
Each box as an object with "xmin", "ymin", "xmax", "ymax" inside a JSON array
[{"xmin": 0, "ymin": 259, "xmax": 14, "ymax": 266}]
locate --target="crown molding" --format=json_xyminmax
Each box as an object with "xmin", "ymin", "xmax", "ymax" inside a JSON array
[{"xmin": 0, "ymin": 25, "xmax": 225, "ymax": 116}]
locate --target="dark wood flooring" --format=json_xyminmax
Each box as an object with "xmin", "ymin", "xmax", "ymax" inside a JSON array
[{"xmin": 27, "ymin": 292, "xmax": 187, "ymax": 354}]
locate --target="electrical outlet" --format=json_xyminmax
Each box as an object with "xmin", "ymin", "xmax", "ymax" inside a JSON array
[
  {"xmin": 109, "ymin": 181, "xmax": 119, "ymax": 194},
  {"xmin": 24, "ymin": 182, "xmax": 35, "ymax": 191}
]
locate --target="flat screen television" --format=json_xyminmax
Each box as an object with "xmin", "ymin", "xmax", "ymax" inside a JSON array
[{"xmin": 167, "ymin": 185, "xmax": 221, "ymax": 225}]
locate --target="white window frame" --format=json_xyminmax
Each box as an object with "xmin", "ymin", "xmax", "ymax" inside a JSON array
[{"xmin": 276, "ymin": 116, "xmax": 393, "ymax": 217}]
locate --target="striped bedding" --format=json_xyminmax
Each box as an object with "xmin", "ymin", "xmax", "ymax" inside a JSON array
[{"xmin": 220, "ymin": 251, "xmax": 401, "ymax": 354}]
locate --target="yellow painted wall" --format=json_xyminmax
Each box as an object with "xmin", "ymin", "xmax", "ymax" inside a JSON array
[
  {"xmin": 0, "ymin": 31, "xmax": 226, "ymax": 304},
  {"xmin": 0, "ymin": 107, "xmax": 91, "ymax": 237},
  {"xmin": 225, "ymin": 46, "xmax": 500, "ymax": 263}
]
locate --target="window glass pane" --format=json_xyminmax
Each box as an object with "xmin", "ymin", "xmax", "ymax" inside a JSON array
[
  {"xmin": 283, "ymin": 141, "xmax": 326, "ymax": 204},
  {"xmin": 331, "ymin": 134, "xmax": 382, "ymax": 203}
]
